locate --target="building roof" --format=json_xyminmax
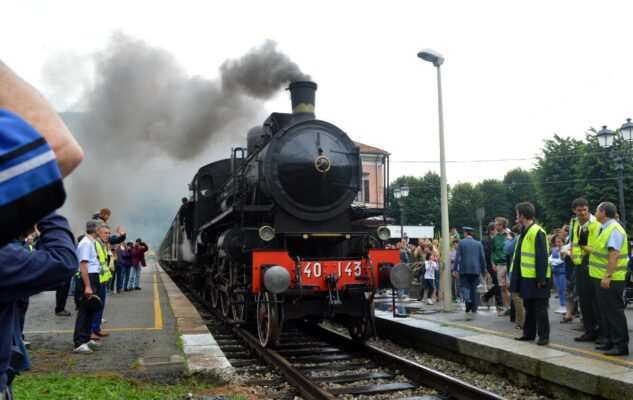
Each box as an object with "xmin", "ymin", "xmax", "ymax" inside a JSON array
[{"xmin": 353, "ymin": 141, "xmax": 390, "ymax": 155}]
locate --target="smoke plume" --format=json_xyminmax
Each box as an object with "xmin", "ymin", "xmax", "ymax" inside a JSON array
[{"xmin": 56, "ymin": 33, "xmax": 310, "ymax": 244}]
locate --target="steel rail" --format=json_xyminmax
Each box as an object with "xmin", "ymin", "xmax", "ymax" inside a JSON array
[
  {"xmin": 234, "ymin": 326, "xmax": 335, "ymax": 400},
  {"xmin": 314, "ymin": 325, "xmax": 505, "ymax": 400}
]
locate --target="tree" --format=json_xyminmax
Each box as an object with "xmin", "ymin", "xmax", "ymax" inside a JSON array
[
  {"xmin": 449, "ymin": 182, "xmax": 483, "ymax": 237},
  {"xmin": 534, "ymin": 134, "xmax": 587, "ymax": 229},
  {"xmin": 387, "ymin": 172, "xmax": 441, "ymax": 229},
  {"xmin": 503, "ymin": 168, "xmax": 543, "ymax": 224},
  {"xmin": 476, "ymin": 179, "xmax": 511, "ymax": 225}
]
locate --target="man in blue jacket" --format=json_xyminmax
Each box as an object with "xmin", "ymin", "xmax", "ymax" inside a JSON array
[
  {"xmin": 0, "ymin": 213, "xmax": 78, "ymax": 398},
  {"xmin": 454, "ymin": 227, "xmax": 486, "ymax": 312}
]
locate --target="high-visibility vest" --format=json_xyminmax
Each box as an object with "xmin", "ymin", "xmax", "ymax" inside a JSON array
[
  {"xmin": 514, "ymin": 223, "xmax": 551, "ymax": 279},
  {"xmin": 96, "ymin": 240, "xmax": 113, "ymax": 283},
  {"xmin": 570, "ymin": 218, "xmax": 601, "ymax": 265},
  {"xmin": 588, "ymin": 222, "xmax": 628, "ymax": 281}
]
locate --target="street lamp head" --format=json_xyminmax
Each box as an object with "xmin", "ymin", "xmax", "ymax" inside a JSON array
[
  {"xmin": 620, "ymin": 118, "xmax": 633, "ymax": 143},
  {"xmin": 417, "ymin": 49, "xmax": 444, "ymax": 67},
  {"xmin": 401, "ymin": 185, "xmax": 410, "ymax": 198},
  {"xmin": 394, "ymin": 187, "xmax": 402, "ymax": 199},
  {"xmin": 596, "ymin": 125, "xmax": 616, "ymax": 148}
]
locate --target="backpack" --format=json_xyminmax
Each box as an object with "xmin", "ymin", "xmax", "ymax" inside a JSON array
[{"xmin": 0, "ymin": 109, "xmax": 65, "ymax": 246}]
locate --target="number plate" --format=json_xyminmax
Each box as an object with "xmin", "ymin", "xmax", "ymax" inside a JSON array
[{"xmin": 301, "ymin": 260, "xmax": 364, "ymax": 279}]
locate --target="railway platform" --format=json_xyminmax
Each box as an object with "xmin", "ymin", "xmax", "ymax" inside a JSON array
[
  {"xmin": 21, "ymin": 262, "xmax": 231, "ymax": 383},
  {"xmin": 374, "ymin": 294, "xmax": 633, "ymax": 400}
]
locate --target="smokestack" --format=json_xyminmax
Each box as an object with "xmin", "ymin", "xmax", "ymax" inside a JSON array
[{"xmin": 289, "ymin": 81, "xmax": 317, "ymax": 121}]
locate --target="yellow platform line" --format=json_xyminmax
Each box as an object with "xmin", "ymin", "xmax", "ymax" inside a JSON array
[
  {"xmin": 153, "ymin": 269, "xmax": 163, "ymax": 330},
  {"xmin": 26, "ymin": 327, "xmax": 160, "ymax": 334},
  {"xmin": 415, "ymin": 315, "xmax": 633, "ymax": 367},
  {"xmin": 26, "ymin": 269, "xmax": 164, "ymax": 335}
]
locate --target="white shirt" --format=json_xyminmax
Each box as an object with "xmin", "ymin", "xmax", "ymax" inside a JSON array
[{"xmin": 76, "ymin": 235, "xmax": 101, "ymax": 273}]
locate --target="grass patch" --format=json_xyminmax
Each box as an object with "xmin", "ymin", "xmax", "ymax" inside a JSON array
[{"xmin": 13, "ymin": 373, "xmax": 229, "ymax": 400}]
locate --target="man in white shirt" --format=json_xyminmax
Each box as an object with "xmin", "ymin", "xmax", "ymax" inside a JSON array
[{"xmin": 72, "ymin": 220, "xmax": 104, "ymax": 353}]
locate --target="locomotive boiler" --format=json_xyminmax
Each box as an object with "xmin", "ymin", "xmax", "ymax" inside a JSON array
[{"xmin": 159, "ymin": 81, "xmax": 408, "ymax": 347}]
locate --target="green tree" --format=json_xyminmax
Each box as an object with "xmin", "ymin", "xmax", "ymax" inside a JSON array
[
  {"xmin": 534, "ymin": 134, "xmax": 587, "ymax": 229},
  {"xmin": 476, "ymin": 179, "xmax": 511, "ymax": 224},
  {"xmin": 503, "ymin": 168, "xmax": 543, "ymax": 224},
  {"xmin": 387, "ymin": 172, "xmax": 441, "ymax": 229},
  {"xmin": 576, "ymin": 132, "xmax": 633, "ymax": 233},
  {"xmin": 449, "ymin": 182, "xmax": 483, "ymax": 238}
]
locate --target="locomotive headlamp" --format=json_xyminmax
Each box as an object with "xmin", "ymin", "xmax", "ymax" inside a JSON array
[
  {"xmin": 259, "ymin": 225, "xmax": 275, "ymax": 242},
  {"xmin": 376, "ymin": 226, "xmax": 391, "ymax": 241}
]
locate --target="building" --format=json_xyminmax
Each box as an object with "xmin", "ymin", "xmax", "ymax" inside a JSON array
[{"xmin": 354, "ymin": 141, "xmax": 389, "ymax": 209}]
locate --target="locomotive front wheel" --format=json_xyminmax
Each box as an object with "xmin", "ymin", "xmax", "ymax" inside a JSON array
[
  {"xmin": 220, "ymin": 288, "xmax": 231, "ymax": 318},
  {"xmin": 231, "ymin": 286, "xmax": 246, "ymax": 322},
  {"xmin": 210, "ymin": 284, "xmax": 219, "ymax": 309},
  {"xmin": 348, "ymin": 303, "xmax": 374, "ymax": 343},
  {"xmin": 257, "ymin": 292, "xmax": 280, "ymax": 347}
]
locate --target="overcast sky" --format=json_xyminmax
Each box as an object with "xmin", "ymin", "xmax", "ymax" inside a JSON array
[{"xmin": 3, "ymin": 1, "xmax": 633, "ymax": 239}]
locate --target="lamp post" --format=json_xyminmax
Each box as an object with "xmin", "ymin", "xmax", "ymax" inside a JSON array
[
  {"xmin": 417, "ymin": 48, "xmax": 452, "ymax": 311},
  {"xmin": 596, "ymin": 119, "xmax": 633, "ymax": 229},
  {"xmin": 393, "ymin": 185, "xmax": 409, "ymax": 240}
]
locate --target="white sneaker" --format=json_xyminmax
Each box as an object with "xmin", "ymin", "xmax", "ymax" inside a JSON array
[
  {"xmin": 426, "ymin": 299, "xmax": 434, "ymax": 305},
  {"xmin": 555, "ymin": 306, "xmax": 566, "ymax": 314},
  {"xmin": 73, "ymin": 343, "xmax": 93, "ymax": 354},
  {"xmin": 101, "ymin": 318, "xmax": 107, "ymax": 324},
  {"xmin": 87, "ymin": 340, "xmax": 102, "ymax": 349}
]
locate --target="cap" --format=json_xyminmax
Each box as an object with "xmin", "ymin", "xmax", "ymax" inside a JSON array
[{"xmin": 462, "ymin": 226, "xmax": 474, "ymax": 233}]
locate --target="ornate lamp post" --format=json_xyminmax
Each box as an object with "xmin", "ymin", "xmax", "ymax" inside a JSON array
[
  {"xmin": 596, "ymin": 119, "xmax": 633, "ymax": 228},
  {"xmin": 394, "ymin": 185, "xmax": 409, "ymax": 240}
]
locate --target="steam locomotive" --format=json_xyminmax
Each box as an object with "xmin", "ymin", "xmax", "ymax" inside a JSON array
[{"xmin": 159, "ymin": 81, "xmax": 408, "ymax": 347}]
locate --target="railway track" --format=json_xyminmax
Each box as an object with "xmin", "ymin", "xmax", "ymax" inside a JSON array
[{"xmin": 169, "ymin": 269, "xmax": 505, "ymax": 399}]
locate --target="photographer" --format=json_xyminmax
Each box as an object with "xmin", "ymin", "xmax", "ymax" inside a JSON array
[
  {"xmin": 0, "ymin": 61, "xmax": 83, "ymax": 399},
  {"xmin": 0, "ymin": 214, "xmax": 78, "ymax": 398}
]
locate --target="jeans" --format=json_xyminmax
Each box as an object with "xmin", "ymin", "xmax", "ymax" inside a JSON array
[
  {"xmin": 115, "ymin": 263, "xmax": 126, "ymax": 290},
  {"xmin": 425, "ymin": 278, "xmax": 435, "ymax": 299},
  {"xmin": 460, "ymin": 274, "xmax": 480, "ymax": 312},
  {"xmin": 553, "ymin": 273, "xmax": 566, "ymax": 307},
  {"xmin": 123, "ymin": 265, "xmax": 132, "ymax": 289},
  {"xmin": 129, "ymin": 266, "xmax": 141, "ymax": 288},
  {"xmin": 91, "ymin": 283, "xmax": 107, "ymax": 334}
]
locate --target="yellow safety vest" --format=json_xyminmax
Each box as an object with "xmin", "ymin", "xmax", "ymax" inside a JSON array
[
  {"xmin": 588, "ymin": 222, "xmax": 628, "ymax": 281},
  {"xmin": 514, "ymin": 223, "xmax": 551, "ymax": 279},
  {"xmin": 96, "ymin": 240, "xmax": 113, "ymax": 283},
  {"xmin": 570, "ymin": 218, "xmax": 601, "ymax": 265}
]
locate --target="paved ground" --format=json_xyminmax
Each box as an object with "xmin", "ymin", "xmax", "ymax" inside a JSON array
[
  {"xmin": 23, "ymin": 263, "xmax": 186, "ymax": 382},
  {"xmin": 375, "ymin": 291, "xmax": 633, "ymax": 367}
]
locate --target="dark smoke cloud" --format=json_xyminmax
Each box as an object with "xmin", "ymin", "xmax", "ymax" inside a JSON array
[{"xmin": 55, "ymin": 33, "xmax": 310, "ymax": 243}]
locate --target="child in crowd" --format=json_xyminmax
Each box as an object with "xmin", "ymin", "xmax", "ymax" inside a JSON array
[
  {"xmin": 424, "ymin": 252, "xmax": 438, "ymax": 305},
  {"xmin": 550, "ymin": 236, "xmax": 567, "ymax": 314}
]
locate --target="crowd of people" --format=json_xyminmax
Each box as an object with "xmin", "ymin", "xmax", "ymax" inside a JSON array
[{"xmin": 394, "ymin": 199, "xmax": 630, "ymax": 356}]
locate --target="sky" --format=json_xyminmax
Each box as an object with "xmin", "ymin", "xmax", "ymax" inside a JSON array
[{"xmin": 3, "ymin": 0, "xmax": 633, "ymax": 242}]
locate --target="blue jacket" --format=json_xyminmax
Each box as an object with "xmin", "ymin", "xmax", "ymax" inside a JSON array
[
  {"xmin": 0, "ymin": 213, "xmax": 77, "ymax": 392},
  {"xmin": 454, "ymin": 236, "xmax": 486, "ymax": 276}
]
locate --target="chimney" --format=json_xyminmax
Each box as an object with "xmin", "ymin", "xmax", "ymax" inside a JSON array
[{"xmin": 289, "ymin": 81, "xmax": 317, "ymax": 121}]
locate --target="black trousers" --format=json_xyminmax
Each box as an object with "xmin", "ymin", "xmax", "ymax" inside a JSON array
[
  {"xmin": 523, "ymin": 298, "xmax": 550, "ymax": 340},
  {"xmin": 482, "ymin": 268, "xmax": 503, "ymax": 306},
  {"xmin": 73, "ymin": 273, "xmax": 100, "ymax": 348},
  {"xmin": 577, "ymin": 263, "xmax": 602, "ymax": 337},
  {"xmin": 55, "ymin": 278, "xmax": 72, "ymax": 313},
  {"xmin": 594, "ymin": 278, "xmax": 629, "ymax": 349}
]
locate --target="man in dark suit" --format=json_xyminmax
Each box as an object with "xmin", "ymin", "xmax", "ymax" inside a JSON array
[
  {"xmin": 510, "ymin": 202, "xmax": 550, "ymax": 346},
  {"xmin": 454, "ymin": 227, "xmax": 486, "ymax": 312}
]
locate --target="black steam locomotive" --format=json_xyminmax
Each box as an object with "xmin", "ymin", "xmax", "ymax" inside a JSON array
[{"xmin": 159, "ymin": 81, "xmax": 404, "ymax": 347}]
